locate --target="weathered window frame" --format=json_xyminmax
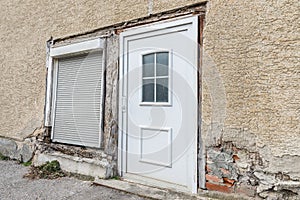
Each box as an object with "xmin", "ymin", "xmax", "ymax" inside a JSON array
[{"xmin": 44, "ymin": 38, "xmax": 106, "ymax": 147}]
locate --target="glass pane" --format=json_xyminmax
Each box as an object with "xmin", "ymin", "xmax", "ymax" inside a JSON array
[
  {"xmin": 156, "ymin": 52, "xmax": 168, "ymax": 76},
  {"xmin": 143, "ymin": 54, "xmax": 154, "ymax": 77},
  {"xmin": 156, "ymin": 78, "xmax": 168, "ymax": 102},
  {"xmin": 142, "ymin": 79, "xmax": 154, "ymax": 102}
]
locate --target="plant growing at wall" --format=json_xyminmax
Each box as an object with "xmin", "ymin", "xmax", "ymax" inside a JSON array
[
  {"xmin": 24, "ymin": 160, "xmax": 94, "ymax": 181},
  {"xmin": 22, "ymin": 161, "xmax": 32, "ymax": 167},
  {"xmin": 0, "ymin": 153, "xmax": 9, "ymax": 161},
  {"xmin": 24, "ymin": 160, "xmax": 65, "ymax": 179}
]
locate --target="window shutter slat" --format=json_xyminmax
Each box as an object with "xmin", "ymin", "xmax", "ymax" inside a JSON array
[{"xmin": 52, "ymin": 51, "xmax": 103, "ymax": 147}]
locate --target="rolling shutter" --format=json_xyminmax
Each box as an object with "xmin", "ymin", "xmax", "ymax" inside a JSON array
[{"xmin": 52, "ymin": 51, "xmax": 104, "ymax": 147}]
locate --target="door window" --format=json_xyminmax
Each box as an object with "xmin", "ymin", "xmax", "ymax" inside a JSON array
[{"xmin": 142, "ymin": 52, "xmax": 169, "ymax": 103}]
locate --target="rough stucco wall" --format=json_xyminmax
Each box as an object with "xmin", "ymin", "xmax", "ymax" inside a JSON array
[
  {"xmin": 0, "ymin": 0, "xmax": 148, "ymax": 140},
  {"xmin": 202, "ymin": 0, "xmax": 300, "ymax": 197},
  {"xmin": 1, "ymin": 0, "xmax": 300, "ymax": 197},
  {"xmin": 0, "ymin": 0, "xmax": 207, "ymax": 143},
  {"xmin": 152, "ymin": 0, "xmax": 206, "ymax": 13},
  {"xmin": 203, "ymin": 0, "xmax": 300, "ymax": 166}
]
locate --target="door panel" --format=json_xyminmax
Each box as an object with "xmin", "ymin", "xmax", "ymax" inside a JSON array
[{"xmin": 121, "ymin": 17, "xmax": 198, "ymax": 192}]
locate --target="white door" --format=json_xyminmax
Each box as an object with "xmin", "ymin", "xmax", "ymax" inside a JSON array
[{"xmin": 120, "ymin": 17, "xmax": 198, "ymax": 192}]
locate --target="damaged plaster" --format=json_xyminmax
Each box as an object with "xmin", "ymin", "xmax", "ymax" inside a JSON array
[{"xmin": 0, "ymin": 0, "xmax": 299, "ymax": 199}]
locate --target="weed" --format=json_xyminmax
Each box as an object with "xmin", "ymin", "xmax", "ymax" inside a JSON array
[
  {"xmin": 22, "ymin": 161, "xmax": 32, "ymax": 167},
  {"xmin": 0, "ymin": 153, "xmax": 9, "ymax": 161},
  {"xmin": 112, "ymin": 176, "xmax": 121, "ymax": 180},
  {"xmin": 24, "ymin": 160, "xmax": 65, "ymax": 179},
  {"xmin": 23, "ymin": 160, "xmax": 95, "ymax": 181},
  {"xmin": 39, "ymin": 160, "xmax": 61, "ymax": 173}
]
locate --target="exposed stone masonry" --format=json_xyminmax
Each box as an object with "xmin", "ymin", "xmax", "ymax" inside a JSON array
[{"xmin": 205, "ymin": 142, "xmax": 300, "ymax": 199}]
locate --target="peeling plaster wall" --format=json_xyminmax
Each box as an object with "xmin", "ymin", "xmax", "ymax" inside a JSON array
[
  {"xmin": 203, "ymin": 0, "xmax": 300, "ymax": 155},
  {"xmin": 31, "ymin": 31, "xmax": 120, "ymax": 178},
  {"xmin": 202, "ymin": 0, "xmax": 300, "ymax": 171},
  {"xmin": 202, "ymin": 0, "xmax": 300, "ymax": 198}
]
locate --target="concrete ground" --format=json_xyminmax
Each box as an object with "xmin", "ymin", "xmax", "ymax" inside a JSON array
[{"xmin": 0, "ymin": 160, "xmax": 147, "ymax": 200}]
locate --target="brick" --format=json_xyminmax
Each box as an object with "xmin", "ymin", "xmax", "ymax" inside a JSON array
[
  {"xmin": 205, "ymin": 174, "xmax": 223, "ymax": 183},
  {"xmin": 205, "ymin": 182, "xmax": 233, "ymax": 193},
  {"xmin": 223, "ymin": 177, "xmax": 235, "ymax": 187},
  {"xmin": 232, "ymin": 155, "xmax": 240, "ymax": 161},
  {"xmin": 224, "ymin": 182, "xmax": 233, "ymax": 188}
]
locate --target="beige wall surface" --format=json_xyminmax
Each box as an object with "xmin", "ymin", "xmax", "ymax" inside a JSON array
[
  {"xmin": 0, "ymin": 0, "xmax": 299, "ymax": 175},
  {"xmin": 0, "ymin": 0, "xmax": 207, "ymax": 140},
  {"xmin": 202, "ymin": 0, "xmax": 300, "ymax": 178},
  {"xmin": 0, "ymin": 0, "xmax": 149, "ymax": 140}
]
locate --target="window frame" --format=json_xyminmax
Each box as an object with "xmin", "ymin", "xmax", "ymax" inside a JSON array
[
  {"xmin": 45, "ymin": 38, "xmax": 106, "ymax": 148},
  {"xmin": 139, "ymin": 50, "xmax": 173, "ymax": 107}
]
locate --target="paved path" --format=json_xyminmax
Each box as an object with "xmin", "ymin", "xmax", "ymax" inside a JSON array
[{"xmin": 0, "ymin": 160, "xmax": 146, "ymax": 200}]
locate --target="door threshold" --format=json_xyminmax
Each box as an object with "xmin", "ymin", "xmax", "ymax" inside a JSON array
[
  {"xmin": 93, "ymin": 177, "xmax": 218, "ymax": 200},
  {"xmin": 123, "ymin": 173, "xmax": 190, "ymax": 194}
]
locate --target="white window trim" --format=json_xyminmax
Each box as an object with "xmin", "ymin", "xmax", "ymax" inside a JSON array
[
  {"xmin": 44, "ymin": 38, "xmax": 106, "ymax": 148},
  {"xmin": 50, "ymin": 38, "xmax": 104, "ymax": 57}
]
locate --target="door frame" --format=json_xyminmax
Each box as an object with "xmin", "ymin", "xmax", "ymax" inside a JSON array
[{"xmin": 118, "ymin": 15, "xmax": 200, "ymax": 193}]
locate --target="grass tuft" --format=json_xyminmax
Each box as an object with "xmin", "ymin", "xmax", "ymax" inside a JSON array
[
  {"xmin": 23, "ymin": 160, "xmax": 94, "ymax": 181},
  {"xmin": 22, "ymin": 161, "xmax": 32, "ymax": 167},
  {"xmin": 0, "ymin": 153, "xmax": 9, "ymax": 161},
  {"xmin": 24, "ymin": 160, "xmax": 65, "ymax": 179}
]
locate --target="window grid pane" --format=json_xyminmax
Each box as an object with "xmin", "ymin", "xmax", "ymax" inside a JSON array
[
  {"xmin": 142, "ymin": 54, "xmax": 155, "ymax": 77},
  {"xmin": 156, "ymin": 78, "xmax": 168, "ymax": 102},
  {"xmin": 142, "ymin": 79, "xmax": 155, "ymax": 102},
  {"xmin": 156, "ymin": 52, "xmax": 169, "ymax": 76}
]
